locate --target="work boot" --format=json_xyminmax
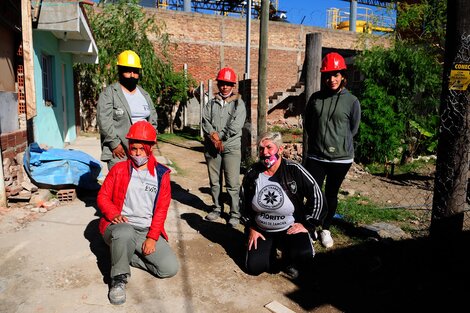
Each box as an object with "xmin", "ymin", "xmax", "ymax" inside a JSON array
[
  {"xmin": 108, "ymin": 274, "xmax": 127, "ymax": 305},
  {"xmin": 205, "ymin": 210, "xmax": 221, "ymax": 221},
  {"xmin": 228, "ymin": 216, "xmax": 240, "ymax": 228}
]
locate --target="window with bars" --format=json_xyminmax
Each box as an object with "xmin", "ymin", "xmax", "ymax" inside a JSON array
[{"xmin": 41, "ymin": 54, "xmax": 54, "ymax": 106}]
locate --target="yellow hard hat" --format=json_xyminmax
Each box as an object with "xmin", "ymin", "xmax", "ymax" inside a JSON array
[{"xmin": 117, "ymin": 50, "xmax": 142, "ymax": 69}]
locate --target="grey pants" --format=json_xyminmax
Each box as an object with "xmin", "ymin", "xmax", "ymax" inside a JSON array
[
  {"xmin": 204, "ymin": 148, "xmax": 241, "ymax": 218},
  {"xmin": 103, "ymin": 223, "xmax": 179, "ymax": 279}
]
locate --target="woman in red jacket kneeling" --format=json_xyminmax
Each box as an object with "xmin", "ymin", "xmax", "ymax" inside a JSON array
[{"xmin": 97, "ymin": 120, "xmax": 179, "ymax": 305}]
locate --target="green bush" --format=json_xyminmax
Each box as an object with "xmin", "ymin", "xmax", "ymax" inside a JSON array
[{"xmin": 354, "ymin": 42, "xmax": 441, "ymax": 164}]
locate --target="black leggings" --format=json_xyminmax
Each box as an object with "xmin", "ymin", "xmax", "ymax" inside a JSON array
[
  {"xmin": 245, "ymin": 229, "xmax": 314, "ymax": 276},
  {"xmin": 305, "ymin": 159, "xmax": 352, "ymax": 229}
]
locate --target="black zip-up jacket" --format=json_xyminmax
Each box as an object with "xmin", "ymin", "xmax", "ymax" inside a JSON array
[{"xmin": 240, "ymin": 158, "xmax": 326, "ymax": 233}]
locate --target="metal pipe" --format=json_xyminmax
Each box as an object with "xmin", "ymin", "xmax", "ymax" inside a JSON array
[
  {"xmin": 350, "ymin": 0, "xmax": 357, "ymax": 32},
  {"xmin": 183, "ymin": 0, "xmax": 191, "ymax": 12},
  {"xmin": 208, "ymin": 79, "xmax": 213, "ymax": 101},
  {"xmin": 245, "ymin": 0, "xmax": 252, "ymax": 79},
  {"xmin": 183, "ymin": 63, "xmax": 188, "ymax": 127},
  {"xmin": 257, "ymin": 0, "xmax": 269, "ymax": 137},
  {"xmin": 199, "ymin": 81, "xmax": 204, "ymax": 138}
]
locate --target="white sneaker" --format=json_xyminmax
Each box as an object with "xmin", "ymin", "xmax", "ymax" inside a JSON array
[{"xmin": 320, "ymin": 230, "xmax": 334, "ymax": 248}]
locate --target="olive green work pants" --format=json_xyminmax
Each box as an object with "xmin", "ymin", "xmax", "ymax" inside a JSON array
[
  {"xmin": 103, "ymin": 223, "xmax": 179, "ymax": 279},
  {"xmin": 204, "ymin": 148, "xmax": 241, "ymax": 218}
]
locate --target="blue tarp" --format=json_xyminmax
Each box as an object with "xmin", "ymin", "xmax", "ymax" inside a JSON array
[{"xmin": 24, "ymin": 142, "xmax": 102, "ymax": 190}]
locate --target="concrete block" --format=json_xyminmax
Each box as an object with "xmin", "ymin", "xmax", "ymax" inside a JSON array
[{"xmin": 57, "ymin": 189, "xmax": 77, "ymax": 202}]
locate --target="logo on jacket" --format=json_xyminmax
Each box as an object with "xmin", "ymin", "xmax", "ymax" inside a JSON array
[{"xmin": 287, "ymin": 180, "xmax": 297, "ymax": 194}]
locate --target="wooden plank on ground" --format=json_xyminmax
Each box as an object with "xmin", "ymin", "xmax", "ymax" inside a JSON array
[{"xmin": 264, "ymin": 300, "xmax": 296, "ymax": 313}]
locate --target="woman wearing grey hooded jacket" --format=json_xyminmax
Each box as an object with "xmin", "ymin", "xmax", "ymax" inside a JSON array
[{"xmin": 304, "ymin": 52, "xmax": 361, "ymax": 249}]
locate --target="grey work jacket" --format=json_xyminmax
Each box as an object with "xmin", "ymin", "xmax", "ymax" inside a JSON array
[
  {"xmin": 202, "ymin": 94, "xmax": 246, "ymax": 153},
  {"xmin": 97, "ymin": 82, "xmax": 158, "ymax": 161}
]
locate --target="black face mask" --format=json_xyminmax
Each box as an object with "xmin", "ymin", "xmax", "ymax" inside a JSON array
[{"xmin": 119, "ymin": 76, "xmax": 139, "ymax": 92}]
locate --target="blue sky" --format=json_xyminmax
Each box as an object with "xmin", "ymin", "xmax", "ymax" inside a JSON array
[{"xmin": 277, "ymin": 0, "xmax": 395, "ymax": 29}]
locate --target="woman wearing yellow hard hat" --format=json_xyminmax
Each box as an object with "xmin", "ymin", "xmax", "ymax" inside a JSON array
[{"xmin": 97, "ymin": 50, "xmax": 158, "ymax": 170}]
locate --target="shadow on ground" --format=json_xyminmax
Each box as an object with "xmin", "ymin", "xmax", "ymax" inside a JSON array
[
  {"xmin": 77, "ymin": 186, "xmax": 111, "ymax": 284},
  {"xmin": 180, "ymin": 212, "xmax": 246, "ymax": 270},
  {"xmin": 76, "ymin": 188, "xmax": 100, "ymax": 213},
  {"xmin": 287, "ymin": 231, "xmax": 470, "ymax": 313},
  {"xmin": 84, "ymin": 218, "xmax": 111, "ymax": 284},
  {"xmin": 171, "ymin": 181, "xmax": 210, "ymax": 212}
]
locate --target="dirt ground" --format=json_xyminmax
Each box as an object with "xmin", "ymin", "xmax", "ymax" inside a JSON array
[{"xmin": 0, "ymin": 139, "xmax": 469, "ymax": 312}]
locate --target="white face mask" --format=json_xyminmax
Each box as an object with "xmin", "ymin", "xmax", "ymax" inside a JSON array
[{"xmin": 130, "ymin": 155, "xmax": 148, "ymax": 167}]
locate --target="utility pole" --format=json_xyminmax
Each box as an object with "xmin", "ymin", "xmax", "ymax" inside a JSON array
[
  {"xmin": 430, "ymin": 0, "xmax": 470, "ymax": 238},
  {"xmin": 257, "ymin": 0, "xmax": 269, "ymax": 138},
  {"xmin": 302, "ymin": 33, "xmax": 322, "ymax": 163}
]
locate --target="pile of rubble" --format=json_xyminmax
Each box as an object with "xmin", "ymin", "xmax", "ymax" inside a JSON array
[
  {"xmin": 3, "ymin": 152, "xmax": 38, "ymax": 201},
  {"xmin": 281, "ymin": 143, "xmax": 303, "ymax": 163},
  {"xmin": 2, "ymin": 152, "xmax": 74, "ymax": 211}
]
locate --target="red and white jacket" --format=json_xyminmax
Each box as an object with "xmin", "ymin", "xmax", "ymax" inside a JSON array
[{"xmin": 97, "ymin": 159, "xmax": 171, "ymax": 241}]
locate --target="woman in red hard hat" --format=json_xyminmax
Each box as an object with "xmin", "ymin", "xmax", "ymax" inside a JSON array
[
  {"xmin": 202, "ymin": 67, "xmax": 246, "ymax": 228},
  {"xmin": 97, "ymin": 120, "xmax": 179, "ymax": 305},
  {"xmin": 304, "ymin": 52, "xmax": 361, "ymax": 249}
]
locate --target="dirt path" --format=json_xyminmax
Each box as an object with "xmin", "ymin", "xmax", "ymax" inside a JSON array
[
  {"xmin": 153, "ymin": 141, "xmax": 325, "ymax": 313},
  {"xmin": 0, "ymin": 140, "xmax": 338, "ymax": 313},
  {"xmin": 0, "ymin": 139, "xmax": 467, "ymax": 312}
]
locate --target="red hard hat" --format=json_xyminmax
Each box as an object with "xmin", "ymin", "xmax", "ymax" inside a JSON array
[
  {"xmin": 216, "ymin": 67, "xmax": 237, "ymax": 83},
  {"xmin": 320, "ymin": 52, "xmax": 347, "ymax": 72},
  {"xmin": 126, "ymin": 120, "xmax": 157, "ymax": 143}
]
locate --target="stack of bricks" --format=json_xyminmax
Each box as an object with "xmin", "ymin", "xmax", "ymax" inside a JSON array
[{"xmin": 57, "ymin": 189, "xmax": 77, "ymax": 203}]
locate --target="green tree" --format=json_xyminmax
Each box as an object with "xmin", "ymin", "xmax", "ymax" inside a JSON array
[
  {"xmin": 354, "ymin": 2, "xmax": 444, "ymax": 164},
  {"xmin": 75, "ymin": 0, "xmax": 194, "ymax": 133},
  {"xmin": 396, "ymin": 0, "xmax": 447, "ymax": 58}
]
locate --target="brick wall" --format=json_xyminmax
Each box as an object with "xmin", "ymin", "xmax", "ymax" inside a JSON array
[
  {"xmin": 146, "ymin": 8, "xmax": 390, "ymax": 155},
  {"xmin": 149, "ymin": 8, "xmax": 390, "ymax": 98},
  {"xmin": 1, "ymin": 130, "xmax": 27, "ymax": 160}
]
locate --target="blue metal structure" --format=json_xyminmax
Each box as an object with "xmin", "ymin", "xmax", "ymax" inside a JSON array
[{"xmin": 155, "ymin": 0, "xmax": 286, "ymax": 19}]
